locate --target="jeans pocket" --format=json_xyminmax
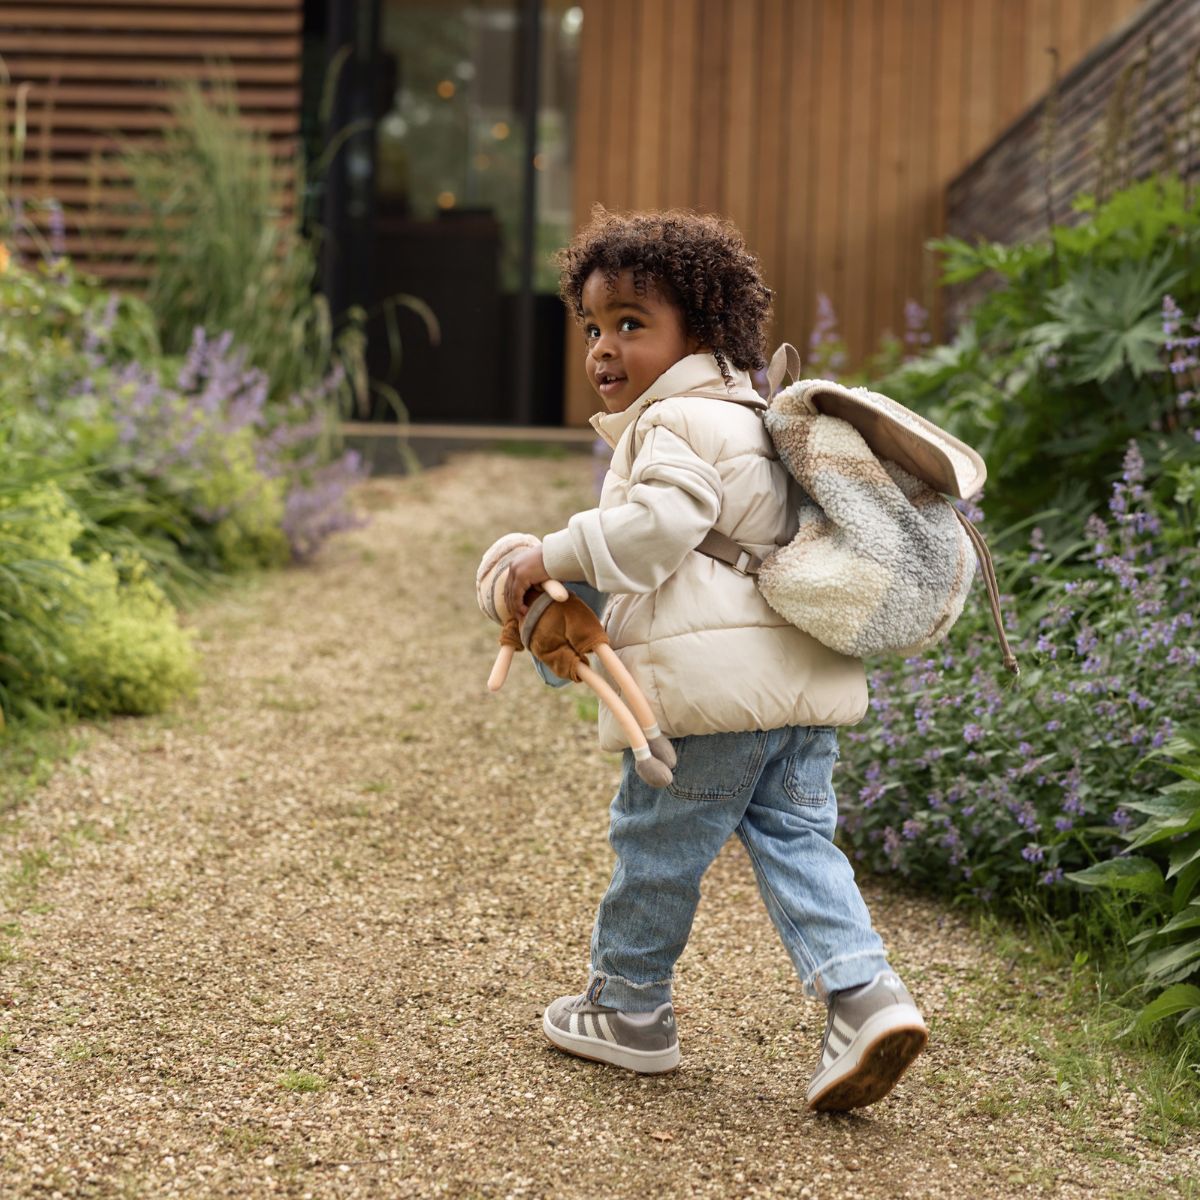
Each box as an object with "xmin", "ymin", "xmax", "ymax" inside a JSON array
[
  {"xmin": 667, "ymin": 731, "xmax": 766, "ymax": 801},
  {"xmin": 783, "ymin": 726, "xmax": 840, "ymax": 807}
]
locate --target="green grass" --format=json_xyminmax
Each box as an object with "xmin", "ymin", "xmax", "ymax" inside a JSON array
[
  {"xmin": 956, "ymin": 911, "xmax": 1200, "ymax": 1144},
  {"xmin": 0, "ymin": 723, "xmax": 84, "ymax": 816},
  {"xmin": 278, "ymin": 1069, "xmax": 328, "ymax": 1094}
]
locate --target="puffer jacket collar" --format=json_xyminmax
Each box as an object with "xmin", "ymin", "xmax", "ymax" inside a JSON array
[{"xmin": 588, "ymin": 353, "xmax": 765, "ymax": 450}]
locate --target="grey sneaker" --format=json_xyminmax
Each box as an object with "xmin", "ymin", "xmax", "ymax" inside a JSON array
[
  {"xmin": 806, "ymin": 971, "xmax": 927, "ymax": 1111},
  {"xmin": 543, "ymin": 994, "xmax": 680, "ymax": 1074}
]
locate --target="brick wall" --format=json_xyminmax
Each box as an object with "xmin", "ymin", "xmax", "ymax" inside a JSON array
[{"xmin": 944, "ymin": 0, "xmax": 1199, "ymax": 327}]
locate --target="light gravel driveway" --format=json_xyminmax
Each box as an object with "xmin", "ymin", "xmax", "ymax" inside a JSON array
[{"xmin": 0, "ymin": 454, "xmax": 1193, "ymax": 1198}]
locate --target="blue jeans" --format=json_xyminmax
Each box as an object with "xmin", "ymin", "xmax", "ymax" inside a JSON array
[{"xmin": 587, "ymin": 726, "xmax": 891, "ymax": 1011}]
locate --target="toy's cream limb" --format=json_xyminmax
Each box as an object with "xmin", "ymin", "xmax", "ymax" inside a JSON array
[
  {"xmin": 577, "ymin": 663, "xmax": 673, "ymax": 788},
  {"xmin": 593, "ymin": 644, "xmax": 678, "ymax": 769},
  {"xmin": 544, "ymin": 580, "xmax": 568, "ymax": 601},
  {"xmin": 488, "ymin": 645, "xmax": 515, "ymax": 692}
]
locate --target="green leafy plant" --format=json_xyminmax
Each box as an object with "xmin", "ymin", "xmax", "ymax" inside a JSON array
[
  {"xmin": 1025, "ymin": 253, "xmax": 1182, "ymax": 384},
  {"xmin": 0, "ymin": 479, "xmax": 196, "ymax": 723},
  {"xmin": 1068, "ymin": 731, "xmax": 1200, "ymax": 1031},
  {"xmin": 121, "ymin": 81, "xmax": 366, "ymax": 413},
  {"xmin": 882, "ymin": 175, "xmax": 1200, "ymax": 534}
]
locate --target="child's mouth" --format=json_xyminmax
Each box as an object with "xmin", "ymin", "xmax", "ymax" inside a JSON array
[{"xmin": 597, "ymin": 372, "xmax": 626, "ymax": 397}]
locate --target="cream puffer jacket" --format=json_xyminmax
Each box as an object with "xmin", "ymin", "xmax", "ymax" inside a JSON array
[{"xmin": 540, "ymin": 353, "xmax": 868, "ymax": 752}]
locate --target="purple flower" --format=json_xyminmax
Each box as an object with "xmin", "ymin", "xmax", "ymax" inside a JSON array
[
  {"xmin": 1021, "ymin": 844, "xmax": 1045, "ymax": 863},
  {"xmin": 282, "ymin": 450, "xmax": 369, "ymax": 560},
  {"xmin": 903, "ymin": 299, "xmax": 932, "ymax": 356},
  {"xmin": 963, "ymin": 723, "xmax": 985, "ymax": 744},
  {"xmin": 956, "ymin": 495, "xmax": 985, "ymax": 525}
]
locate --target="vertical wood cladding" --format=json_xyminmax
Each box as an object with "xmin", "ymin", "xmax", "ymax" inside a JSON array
[
  {"xmin": 566, "ymin": 0, "xmax": 1147, "ymax": 423},
  {"xmin": 0, "ymin": 0, "xmax": 303, "ymax": 285}
]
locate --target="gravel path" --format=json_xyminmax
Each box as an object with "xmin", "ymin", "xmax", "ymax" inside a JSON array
[{"xmin": 1, "ymin": 454, "xmax": 1194, "ymax": 1199}]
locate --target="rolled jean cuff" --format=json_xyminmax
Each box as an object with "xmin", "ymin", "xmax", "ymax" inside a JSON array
[
  {"xmin": 586, "ymin": 968, "xmax": 672, "ymax": 1013},
  {"xmin": 804, "ymin": 950, "xmax": 893, "ymax": 1002}
]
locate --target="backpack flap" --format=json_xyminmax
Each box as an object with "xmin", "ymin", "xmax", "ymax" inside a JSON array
[{"xmin": 775, "ymin": 378, "xmax": 986, "ymax": 501}]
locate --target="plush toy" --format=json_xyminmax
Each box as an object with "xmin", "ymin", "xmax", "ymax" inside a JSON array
[{"xmin": 475, "ymin": 533, "xmax": 677, "ymax": 787}]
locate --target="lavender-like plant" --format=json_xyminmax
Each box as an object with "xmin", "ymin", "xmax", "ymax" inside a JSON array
[{"xmin": 839, "ymin": 438, "xmax": 1198, "ymax": 908}]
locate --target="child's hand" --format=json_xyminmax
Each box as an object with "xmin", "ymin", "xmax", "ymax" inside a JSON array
[{"xmin": 504, "ymin": 546, "xmax": 550, "ymax": 620}]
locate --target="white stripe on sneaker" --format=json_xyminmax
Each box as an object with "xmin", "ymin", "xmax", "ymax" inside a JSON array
[
  {"xmin": 571, "ymin": 1012, "xmax": 583, "ymax": 1036},
  {"xmin": 832, "ymin": 1014, "xmax": 857, "ymax": 1042},
  {"xmin": 826, "ymin": 1028, "xmax": 848, "ymax": 1054},
  {"xmin": 597, "ymin": 1013, "xmax": 614, "ymax": 1042}
]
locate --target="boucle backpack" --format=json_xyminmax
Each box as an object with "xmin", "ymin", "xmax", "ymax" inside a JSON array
[{"xmin": 693, "ymin": 344, "xmax": 1019, "ymax": 672}]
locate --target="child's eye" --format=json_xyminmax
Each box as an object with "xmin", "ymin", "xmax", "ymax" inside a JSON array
[
  {"xmin": 584, "ymin": 324, "xmax": 600, "ymax": 341},
  {"xmin": 619, "ymin": 317, "xmax": 641, "ymax": 333}
]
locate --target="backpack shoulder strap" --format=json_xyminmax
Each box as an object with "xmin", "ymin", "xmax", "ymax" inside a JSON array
[{"xmin": 695, "ymin": 528, "xmax": 762, "ymax": 576}]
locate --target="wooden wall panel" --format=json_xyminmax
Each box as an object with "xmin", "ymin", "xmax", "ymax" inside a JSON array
[
  {"xmin": 566, "ymin": 0, "xmax": 1148, "ymax": 424},
  {"xmin": 0, "ymin": 0, "xmax": 303, "ymax": 287}
]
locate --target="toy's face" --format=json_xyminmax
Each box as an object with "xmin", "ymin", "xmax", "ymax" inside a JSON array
[{"xmin": 580, "ymin": 269, "xmax": 698, "ymax": 413}]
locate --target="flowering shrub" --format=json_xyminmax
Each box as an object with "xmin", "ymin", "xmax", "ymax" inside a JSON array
[
  {"xmin": 839, "ymin": 440, "xmax": 1197, "ymax": 908},
  {"xmin": 85, "ymin": 327, "xmax": 366, "ymax": 572},
  {"xmin": 0, "ymin": 244, "xmax": 366, "ymax": 726}
]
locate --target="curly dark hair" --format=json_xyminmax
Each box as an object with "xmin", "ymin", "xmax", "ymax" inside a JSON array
[{"xmin": 556, "ymin": 206, "xmax": 773, "ymax": 378}]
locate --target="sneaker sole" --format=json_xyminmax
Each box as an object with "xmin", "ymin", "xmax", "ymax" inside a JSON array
[
  {"xmin": 542, "ymin": 1012, "xmax": 681, "ymax": 1074},
  {"xmin": 807, "ymin": 1014, "xmax": 928, "ymax": 1112}
]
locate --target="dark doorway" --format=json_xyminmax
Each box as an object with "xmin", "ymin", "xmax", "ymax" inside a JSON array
[{"xmin": 310, "ymin": 1, "xmax": 581, "ymax": 426}]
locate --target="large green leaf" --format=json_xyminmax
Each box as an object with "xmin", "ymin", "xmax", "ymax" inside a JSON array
[
  {"xmin": 1024, "ymin": 253, "xmax": 1183, "ymax": 384},
  {"xmin": 1065, "ymin": 857, "xmax": 1166, "ymax": 894},
  {"xmin": 1151, "ymin": 901, "xmax": 1200, "ymax": 939},
  {"xmin": 1144, "ymin": 940, "xmax": 1200, "ymax": 986},
  {"xmin": 1123, "ymin": 791, "xmax": 1200, "ymax": 850},
  {"xmin": 1134, "ymin": 983, "xmax": 1200, "ymax": 1032},
  {"xmin": 1167, "ymin": 832, "xmax": 1200, "ymax": 880}
]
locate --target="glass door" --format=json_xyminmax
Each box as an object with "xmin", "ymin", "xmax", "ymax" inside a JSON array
[{"xmin": 367, "ymin": 0, "xmax": 581, "ymax": 424}]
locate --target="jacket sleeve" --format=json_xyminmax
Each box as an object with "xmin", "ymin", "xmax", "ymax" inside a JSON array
[{"xmin": 541, "ymin": 420, "xmax": 722, "ymax": 593}]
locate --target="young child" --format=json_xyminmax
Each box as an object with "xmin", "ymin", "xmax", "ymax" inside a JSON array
[{"xmin": 502, "ymin": 208, "xmax": 927, "ymax": 1111}]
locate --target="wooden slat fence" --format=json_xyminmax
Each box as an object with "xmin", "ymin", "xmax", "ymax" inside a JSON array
[
  {"xmin": 0, "ymin": 0, "xmax": 302, "ymax": 286},
  {"xmin": 566, "ymin": 0, "xmax": 1148, "ymax": 424}
]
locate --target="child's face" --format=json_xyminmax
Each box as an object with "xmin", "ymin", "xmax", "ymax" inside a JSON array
[{"xmin": 581, "ymin": 269, "xmax": 698, "ymax": 413}]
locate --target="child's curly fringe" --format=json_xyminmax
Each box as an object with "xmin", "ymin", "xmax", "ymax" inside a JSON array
[{"xmin": 556, "ymin": 207, "xmax": 773, "ymax": 374}]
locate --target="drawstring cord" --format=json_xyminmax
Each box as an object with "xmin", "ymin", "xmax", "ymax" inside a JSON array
[{"xmin": 953, "ymin": 509, "xmax": 1020, "ymax": 676}]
